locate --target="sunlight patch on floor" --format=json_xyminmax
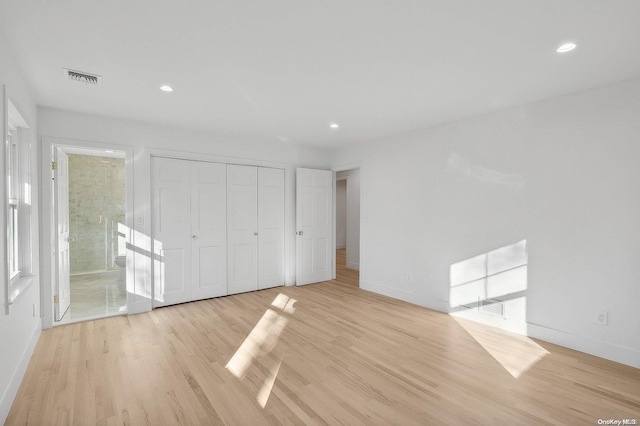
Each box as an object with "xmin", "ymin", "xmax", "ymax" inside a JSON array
[
  {"xmin": 257, "ymin": 358, "xmax": 283, "ymax": 408},
  {"xmin": 451, "ymin": 315, "xmax": 549, "ymax": 378},
  {"xmin": 226, "ymin": 293, "xmax": 297, "ymax": 408},
  {"xmin": 226, "ymin": 308, "xmax": 288, "ymax": 379}
]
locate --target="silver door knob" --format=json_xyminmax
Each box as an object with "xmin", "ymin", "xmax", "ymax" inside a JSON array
[
  {"xmin": 297, "ymin": 231, "xmax": 303, "ymax": 235},
  {"xmin": 192, "ymin": 235, "xmax": 198, "ymax": 239},
  {"xmin": 254, "ymin": 232, "xmax": 258, "ymax": 236}
]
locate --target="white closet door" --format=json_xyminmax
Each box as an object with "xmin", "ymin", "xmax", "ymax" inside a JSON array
[
  {"xmin": 258, "ymin": 168, "xmax": 285, "ymax": 289},
  {"xmin": 296, "ymin": 168, "xmax": 333, "ymax": 285},
  {"xmin": 152, "ymin": 157, "xmax": 192, "ymax": 307},
  {"xmin": 227, "ymin": 165, "xmax": 258, "ymax": 294},
  {"xmin": 191, "ymin": 161, "xmax": 227, "ymax": 300}
]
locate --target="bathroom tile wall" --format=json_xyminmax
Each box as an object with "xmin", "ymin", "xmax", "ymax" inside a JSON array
[{"xmin": 68, "ymin": 154, "xmax": 125, "ymax": 274}]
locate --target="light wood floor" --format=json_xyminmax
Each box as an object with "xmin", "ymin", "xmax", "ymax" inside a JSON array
[{"xmin": 8, "ymin": 257, "xmax": 639, "ymax": 425}]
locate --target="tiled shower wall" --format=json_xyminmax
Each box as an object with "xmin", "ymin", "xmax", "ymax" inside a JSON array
[{"xmin": 69, "ymin": 154, "xmax": 125, "ymax": 274}]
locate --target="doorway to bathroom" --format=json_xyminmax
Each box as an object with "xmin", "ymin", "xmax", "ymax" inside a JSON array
[{"xmin": 54, "ymin": 146, "xmax": 128, "ymax": 323}]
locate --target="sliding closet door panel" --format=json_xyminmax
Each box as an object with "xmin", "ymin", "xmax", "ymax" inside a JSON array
[
  {"xmin": 258, "ymin": 168, "xmax": 285, "ymax": 289},
  {"xmin": 227, "ymin": 165, "xmax": 258, "ymax": 294},
  {"xmin": 152, "ymin": 157, "xmax": 192, "ymax": 307},
  {"xmin": 191, "ymin": 161, "xmax": 227, "ymax": 300}
]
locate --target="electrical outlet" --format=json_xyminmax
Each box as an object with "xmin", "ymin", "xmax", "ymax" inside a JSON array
[
  {"xmin": 596, "ymin": 310, "xmax": 608, "ymax": 325},
  {"xmin": 406, "ymin": 274, "xmax": 413, "ymax": 281}
]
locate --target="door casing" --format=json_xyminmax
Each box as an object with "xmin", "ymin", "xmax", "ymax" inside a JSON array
[
  {"xmin": 43, "ymin": 139, "xmax": 133, "ymax": 328},
  {"xmin": 53, "ymin": 147, "xmax": 70, "ymax": 321}
]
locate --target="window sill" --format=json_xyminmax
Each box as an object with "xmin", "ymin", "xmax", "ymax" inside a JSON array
[{"xmin": 5, "ymin": 274, "xmax": 34, "ymax": 314}]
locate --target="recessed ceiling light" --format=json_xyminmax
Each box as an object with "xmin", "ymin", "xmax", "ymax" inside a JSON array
[
  {"xmin": 557, "ymin": 42, "xmax": 577, "ymax": 53},
  {"xmin": 329, "ymin": 123, "xmax": 339, "ymax": 129},
  {"xmin": 105, "ymin": 150, "xmax": 114, "ymax": 153},
  {"xmin": 160, "ymin": 85, "xmax": 174, "ymax": 92}
]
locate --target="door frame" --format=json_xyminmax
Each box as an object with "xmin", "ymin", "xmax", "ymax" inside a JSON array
[
  {"xmin": 53, "ymin": 147, "xmax": 70, "ymax": 321},
  {"xmin": 41, "ymin": 137, "xmax": 134, "ymax": 329},
  {"xmin": 331, "ymin": 163, "xmax": 361, "ymax": 284}
]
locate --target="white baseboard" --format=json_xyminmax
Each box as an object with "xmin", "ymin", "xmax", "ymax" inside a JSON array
[
  {"xmin": 285, "ymin": 274, "xmax": 296, "ymax": 286},
  {"xmin": 346, "ymin": 261, "xmax": 360, "ymax": 271},
  {"xmin": 448, "ymin": 311, "xmax": 639, "ymax": 368},
  {"xmin": 131, "ymin": 299, "xmax": 152, "ymax": 315},
  {"xmin": 361, "ymin": 280, "xmax": 416, "ymax": 305},
  {"xmin": 450, "ymin": 309, "xmax": 528, "ymax": 335},
  {"xmin": 0, "ymin": 319, "xmax": 42, "ymax": 424},
  {"xmin": 361, "ymin": 281, "xmax": 640, "ymax": 369},
  {"xmin": 362, "ymin": 280, "xmax": 449, "ymax": 313},
  {"xmin": 421, "ymin": 297, "xmax": 451, "ymax": 313},
  {"xmin": 527, "ymin": 323, "xmax": 640, "ymax": 369}
]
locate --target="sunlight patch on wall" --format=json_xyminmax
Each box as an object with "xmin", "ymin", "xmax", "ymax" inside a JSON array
[
  {"xmin": 450, "ymin": 239, "xmax": 527, "ymax": 324},
  {"xmin": 120, "ymin": 224, "xmax": 155, "ymax": 299},
  {"xmin": 153, "ymin": 237, "xmax": 166, "ymax": 303},
  {"xmin": 449, "ymin": 240, "xmax": 547, "ymax": 377}
]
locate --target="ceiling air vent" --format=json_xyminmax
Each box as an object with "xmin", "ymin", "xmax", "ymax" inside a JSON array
[{"xmin": 63, "ymin": 68, "xmax": 101, "ymax": 85}]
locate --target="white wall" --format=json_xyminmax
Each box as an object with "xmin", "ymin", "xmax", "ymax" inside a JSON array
[
  {"xmin": 0, "ymin": 36, "xmax": 42, "ymax": 423},
  {"xmin": 336, "ymin": 179, "xmax": 347, "ymax": 249},
  {"xmin": 331, "ymin": 77, "xmax": 640, "ymax": 368},
  {"xmin": 38, "ymin": 107, "xmax": 331, "ymax": 326}
]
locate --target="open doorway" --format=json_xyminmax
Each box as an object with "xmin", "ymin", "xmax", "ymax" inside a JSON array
[
  {"xmin": 335, "ymin": 168, "xmax": 360, "ymax": 287},
  {"xmin": 53, "ymin": 146, "xmax": 127, "ymax": 324}
]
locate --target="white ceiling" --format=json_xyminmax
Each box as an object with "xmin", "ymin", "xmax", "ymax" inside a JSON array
[{"xmin": 1, "ymin": 1, "xmax": 640, "ymax": 148}]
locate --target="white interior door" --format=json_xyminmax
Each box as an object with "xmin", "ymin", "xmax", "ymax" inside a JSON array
[
  {"xmin": 54, "ymin": 147, "xmax": 71, "ymax": 321},
  {"xmin": 296, "ymin": 168, "xmax": 333, "ymax": 285},
  {"xmin": 191, "ymin": 161, "xmax": 227, "ymax": 300},
  {"xmin": 258, "ymin": 167, "xmax": 285, "ymax": 289},
  {"xmin": 227, "ymin": 165, "xmax": 258, "ymax": 295},
  {"xmin": 152, "ymin": 157, "xmax": 192, "ymax": 307}
]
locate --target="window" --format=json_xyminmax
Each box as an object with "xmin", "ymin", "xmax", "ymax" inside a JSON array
[
  {"xmin": 7, "ymin": 129, "xmax": 19, "ymax": 279},
  {"xmin": 4, "ymin": 98, "xmax": 32, "ymax": 311}
]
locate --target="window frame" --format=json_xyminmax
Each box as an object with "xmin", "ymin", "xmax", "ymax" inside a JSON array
[
  {"xmin": 4, "ymin": 94, "xmax": 33, "ymax": 314},
  {"xmin": 7, "ymin": 128, "xmax": 20, "ymax": 281}
]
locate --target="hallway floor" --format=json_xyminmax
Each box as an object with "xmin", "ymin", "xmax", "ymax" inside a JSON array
[{"xmin": 336, "ymin": 248, "xmax": 359, "ymax": 287}]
